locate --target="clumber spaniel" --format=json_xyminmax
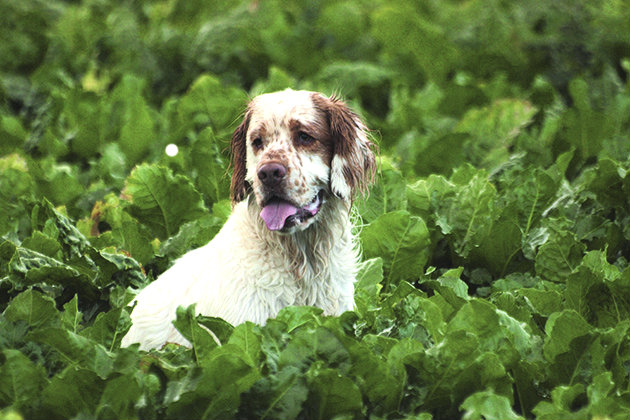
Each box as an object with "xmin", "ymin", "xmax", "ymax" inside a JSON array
[{"xmin": 121, "ymin": 89, "xmax": 376, "ymax": 350}]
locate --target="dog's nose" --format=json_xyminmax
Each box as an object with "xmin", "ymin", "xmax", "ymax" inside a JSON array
[{"xmin": 258, "ymin": 163, "xmax": 287, "ymax": 186}]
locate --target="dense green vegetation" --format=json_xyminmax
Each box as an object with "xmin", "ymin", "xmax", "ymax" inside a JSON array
[{"xmin": 1, "ymin": 0, "xmax": 629, "ymax": 419}]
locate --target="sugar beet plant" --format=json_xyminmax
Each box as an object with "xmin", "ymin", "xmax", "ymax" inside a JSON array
[{"xmin": 1, "ymin": 1, "xmax": 629, "ymax": 419}]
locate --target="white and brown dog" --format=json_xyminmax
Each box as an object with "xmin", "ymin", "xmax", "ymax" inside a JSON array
[{"xmin": 121, "ymin": 89, "xmax": 376, "ymax": 350}]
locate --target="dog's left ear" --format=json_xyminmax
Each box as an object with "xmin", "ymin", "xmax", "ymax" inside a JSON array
[
  {"xmin": 230, "ymin": 110, "xmax": 251, "ymax": 203},
  {"xmin": 313, "ymin": 94, "xmax": 376, "ymax": 201}
]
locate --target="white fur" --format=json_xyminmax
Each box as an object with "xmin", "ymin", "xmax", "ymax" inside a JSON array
[
  {"xmin": 121, "ymin": 197, "xmax": 357, "ymax": 350},
  {"xmin": 121, "ymin": 89, "xmax": 372, "ymax": 350}
]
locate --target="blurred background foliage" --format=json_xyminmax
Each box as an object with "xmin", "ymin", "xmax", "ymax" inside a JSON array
[
  {"xmin": 1, "ymin": 0, "xmax": 628, "ymax": 280},
  {"xmin": 1, "ymin": 0, "xmax": 628, "ymax": 277}
]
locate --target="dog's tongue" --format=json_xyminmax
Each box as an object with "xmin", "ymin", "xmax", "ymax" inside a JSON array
[{"xmin": 260, "ymin": 199, "xmax": 299, "ymax": 231}]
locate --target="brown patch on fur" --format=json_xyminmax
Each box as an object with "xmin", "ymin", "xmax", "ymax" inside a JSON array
[
  {"xmin": 288, "ymin": 117, "xmax": 334, "ymax": 169},
  {"xmin": 230, "ymin": 110, "xmax": 251, "ymax": 203},
  {"xmin": 311, "ymin": 93, "xmax": 376, "ymax": 199},
  {"xmin": 248, "ymin": 124, "xmax": 268, "ymax": 155}
]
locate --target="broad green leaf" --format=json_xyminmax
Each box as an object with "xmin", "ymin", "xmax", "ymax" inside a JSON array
[
  {"xmin": 518, "ymin": 288, "xmax": 563, "ymax": 317},
  {"xmin": 535, "ymin": 228, "xmax": 586, "ymax": 283},
  {"xmin": 95, "ymin": 374, "xmax": 143, "ymax": 420},
  {"xmin": 123, "ymin": 164, "xmax": 207, "ymax": 239},
  {"xmin": 227, "ymin": 322, "xmax": 262, "ymax": 367},
  {"xmin": 420, "ymin": 267, "xmax": 469, "ymax": 311},
  {"xmin": 191, "ymin": 127, "xmax": 231, "ymax": 205},
  {"xmin": 240, "ymin": 366, "xmax": 308, "ymax": 420},
  {"xmin": 274, "ymin": 306, "xmax": 323, "ymax": 333},
  {"xmin": 406, "ymin": 174, "xmax": 455, "ymax": 222},
  {"xmin": 6, "ymin": 246, "xmax": 99, "ymax": 301},
  {"xmin": 21, "ymin": 230, "xmax": 62, "ymax": 259},
  {"xmin": 0, "ymin": 349, "xmax": 48, "ymax": 410},
  {"xmin": 111, "ymin": 75, "xmax": 157, "ymax": 164},
  {"xmin": 305, "ymin": 367, "xmax": 363, "ymax": 420},
  {"xmin": 87, "ymin": 193, "xmax": 155, "ymax": 264},
  {"xmin": 61, "ymin": 295, "xmax": 82, "ymax": 333},
  {"xmin": 81, "ymin": 307, "xmax": 132, "ymax": 352},
  {"xmin": 197, "ymin": 316, "xmax": 234, "ymax": 346},
  {"xmin": 456, "ymin": 99, "xmax": 537, "ymax": 168},
  {"xmin": 543, "ymin": 310, "xmax": 592, "ymax": 362},
  {"xmin": 341, "ymin": 334, "xmax": 403, "ymax": 415},
  {"xmin": 31, "ymin": 198, "xmax": 91, "ymax": 259},
  {"xmin": 439, "ymin": 169, "xmax": 497, "ymax": 258},
  {"xmin": 354, "ymin": 257, "xmax": 384, "ymax": 318},
  {"xmin": 164, "ymin": 347, "xmax": 259, "ymax": 420},
  {"xmin": 460, "ymin": 391, "xmax": 524, "ymax": 420},
  {"xmin": 371, "ymin": 4, "xmax": 457, "ymax": 83},
  {"xmin": 172, "ymin": 305, "xmax": 220, "ymax": 362},
  {"xmin": 565, "ymin": 251, "xmax": 628, "ymax": 327},
  {"xmin": 356, "ymin": 163, "xmax": 407, "ymax": 223},
  {"xmin": 41, "ymin": 367, "xmax": 105, "ymax": 419},
  {"xmin": 563, "ymin": 78, "xmax": 613, "ymax": 160},
  {"xmin": 175, "ymin": 74, "xmax": 248, "ymax": 136},
  {"xmin": 278, "ymin": 326, "xmax": 351, "ymax": 374},
  {"xmin": 361, "ymin": 210, "xmax": 430, "ymax": 289},
  {"xmin": 3, "ymin": 289, "xmax": 60, "ymax": 329},
  {"xmin": 0, "ymin": 115, "xmax": 26, "ymax": 150},
  {"xmin": 30, "ymin": 327, "xmax": 116, "ymax": 379}
]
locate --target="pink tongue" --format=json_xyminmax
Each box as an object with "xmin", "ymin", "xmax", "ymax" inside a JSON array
[{"xmin": 260, "ymin": 200, "xmax": 299, "ymax": 231}]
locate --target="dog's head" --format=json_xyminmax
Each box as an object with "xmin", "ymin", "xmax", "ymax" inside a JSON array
[{"xmin": 230, "ymin": 89, "xmax": 376, "ymax": 233}]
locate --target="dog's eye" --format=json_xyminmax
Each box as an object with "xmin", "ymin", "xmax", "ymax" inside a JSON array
[
  {"xmin": 252, "ymin": 137, "xmax": 263, "ymax": 150},
  {"xmin": 297, "ymin": 132, "xmax": 315, "ymax": 145}
]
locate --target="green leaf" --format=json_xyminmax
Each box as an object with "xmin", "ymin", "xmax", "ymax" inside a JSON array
[
  {"xmin": 31, "ymin": 198, "xmax": 91, "ymax": 259},
  {"xmin": 406, "ymin": 174, "xmax": 455, "ymax": 223},
  {"xmin": 111, "ymin": 75, "xmax": 157, "ymax": 164},
  {"xmin": 123, "ymin": 164, "xmax": 207, "ymax": 239},
  {"xmin": 0, "ymin": 349, "xmax": 49, "ymax": 411},
  {"xmin": 305, "ymin": 368, "xmax": 363, "ymax": 420},
  {"xmin": 439, "ymin": 169, "xmax": 497, "ymax": 258},
  {"xmin": 175, "ymin": 74, "xmax": 248, "ymax": 136},
  {"xmin": 241, "ymin": 366, "xmax": 308, "ymax": 420},
  {"xmin": 227, "ymin": 322, "xmax": 262, "ymax": 367},
  {"xmin": 172, "ymin": 305, "xmax": 220, "ymax": 362},
  {"xmin": 81, "ymin": 307, "xmax": 132, "ymax": 352},
  {"xmin": 456, "ymin": 99, "xmax": 537, "ymax": 168},
  {"xmin": 95, "ymin": 373, "xmax": 143, "ymax": 420},
  {"xmin": 543, "ymin": 310, "xmax": 592, "ymax": 362},
  {"xmin": 3, "ymin": 289, "xmax": 60, "ymax": 329},
  {"xmin": 41, "ymin": 367, "xmax": 105, "ymax": 419},
  {"xmin": 354, "ymin": 258, "xmax": 384, "ymax": 318},
  {"xmin": 460, "ymin": 391, "xmax": 524, "ymax": 420},
  {"xmin": 565, "ymin": 250, "xmax": 628, "ymax": 327},
  {"xmin": 361, "ymin": 210, "xmax": 430, "ymax": 290},
  {"xmin": 61, "ymin": 295, "xmax": 82, "ymax": 333},
  {"xmin": 429, "ymin": 267, "xmax": 469, "ymax": 310},
  {"xmin": 197, "ymin": 316, "xmax": 235, "ymax": 346},
  {"xmin": 191, "ymin": 127, "xmax": 231, "ymax": 205},
  {"xmin": 356, "ymin": 165, "xmax": 407, "ymax": 223},
  {"xmin": 30, "ymin": 327, "xmax": 116, "ymax": 379},
  {"xmin": 164, "ymin": 347, "xmax": 259, "ymax": 420},
  {"xmin": 535, "ymin": 228, "xmax": 586, "ymax": 283}
]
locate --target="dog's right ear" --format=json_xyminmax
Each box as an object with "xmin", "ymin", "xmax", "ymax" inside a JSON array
[{"xmin": 230, "ymin": 110, "xmax": 251, "ymax": 203}]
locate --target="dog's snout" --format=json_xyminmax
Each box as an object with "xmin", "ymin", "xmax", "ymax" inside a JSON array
[{"xmin": 258, "ymin": 162, "xmax": 287, "ymax": 186}]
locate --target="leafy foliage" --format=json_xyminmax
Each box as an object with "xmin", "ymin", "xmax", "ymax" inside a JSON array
[{"xmin": 1, "ymin": 0, "xmax": 629, "ymax": 419}]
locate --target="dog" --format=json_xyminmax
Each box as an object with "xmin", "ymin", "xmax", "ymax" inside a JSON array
[{"xmin": 121, "ymin": 89, "xmax": 376, "ymax": 350}]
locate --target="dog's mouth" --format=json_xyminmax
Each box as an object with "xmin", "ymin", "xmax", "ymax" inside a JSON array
[{"xmin": 259, "ymin": 190, "xmax": 325, "ymax": 231}]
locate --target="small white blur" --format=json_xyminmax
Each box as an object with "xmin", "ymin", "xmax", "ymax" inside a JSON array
[{"xmin": 165, "ymin": 143, "xmax": 179, "ymax": 157}]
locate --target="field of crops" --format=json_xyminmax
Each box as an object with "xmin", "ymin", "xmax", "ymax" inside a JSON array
[{"xmin": 1, "ymin": 1, "xmax": 629, "ymax": 419}]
